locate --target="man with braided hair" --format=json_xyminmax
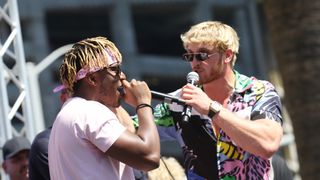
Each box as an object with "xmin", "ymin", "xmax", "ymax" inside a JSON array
[{"xmin": 48, "ymin": 36, "xmax": 160, "ymax": 180}]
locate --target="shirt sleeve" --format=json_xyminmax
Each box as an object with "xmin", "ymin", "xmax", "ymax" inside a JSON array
[
  {"xmin": 251, "ymin": 82, "xmax": 283, "ymax": 125},
  {"xmin": 75, "ymin": 102, "xmax": 126, "ymax": 153}
]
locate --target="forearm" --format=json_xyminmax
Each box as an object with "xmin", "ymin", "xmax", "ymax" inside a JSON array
[
  {"xmin": 135, "ymin": 105, "xmax": 160, "ymax": 166},
  {"xmin": 116, "ymin": 79, "xmax": 160, "ymax": 170},
  {"xmin": 107, "ymin": 106, "xmax": 160, "ymax": 171},
  {"xmin": 214, "ymin": 107, "xmax": 283, "ymax": 159}
]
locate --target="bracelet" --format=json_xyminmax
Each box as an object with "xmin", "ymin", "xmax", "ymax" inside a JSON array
[{"xmin": 136, "ymin": 103, "xmax": 154, "ymax": 114}]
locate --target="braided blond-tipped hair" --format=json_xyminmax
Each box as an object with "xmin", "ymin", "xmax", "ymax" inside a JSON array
[{"xmin": 59, "ymin": 36, "xmax": 122, "ymax": 94}]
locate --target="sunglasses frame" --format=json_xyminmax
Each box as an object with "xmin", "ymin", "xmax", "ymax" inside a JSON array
[
  {"xmin": 182, "ymin": 52, "xmax": 219, "ymax": 62},
  {"xmin": 105, "ymin": 64, "xmax": 122, "ymax": 77}
]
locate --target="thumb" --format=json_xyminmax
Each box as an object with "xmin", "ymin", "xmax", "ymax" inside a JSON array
[{"xmin": 121, "ymin": 79, "xmax": 131, "ymax": 88}]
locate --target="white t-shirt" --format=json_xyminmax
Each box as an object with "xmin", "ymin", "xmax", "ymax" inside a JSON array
[{"xmin": 48, "ymin": 97, "xmax": 134, "ymax": 180}]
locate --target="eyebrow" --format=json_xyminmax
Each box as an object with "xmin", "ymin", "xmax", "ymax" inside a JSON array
[
  {"xmin": 187, "ymin": 47, "xmax": 211, "ymax": 53},
  {"xmin": 198, "ymin": 48, "xmax": 211, "ymax": 53}
]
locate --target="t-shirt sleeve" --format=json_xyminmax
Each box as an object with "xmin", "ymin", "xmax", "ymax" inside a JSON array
[
  {"xmin": 91, "ymin": 117, "xmax": 126, "ymax": 153},
  {"xmin": 75, "ymin": 102, "xmax": 126, "ymax": 153}
]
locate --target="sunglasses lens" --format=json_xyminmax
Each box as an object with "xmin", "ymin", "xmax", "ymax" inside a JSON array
[
  {"xmin": 108, "ymin": 66, "xmax": 121, "ymax": 76},
  {"xmin": 117, "ymin": 67, "xmax": 121, "ymax": 75},
  {"xmin": 182, "ymin": 54, "xmax": 192, "ymax": 62},
  {"xmin": 196, "ymin": 53, "xmax": 208, "ymax": 61},
  {"xmin": 183, "ymin": 52, "xmax": 211, "ymax": 62}
]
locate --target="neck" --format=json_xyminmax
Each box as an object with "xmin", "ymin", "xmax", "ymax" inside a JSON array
[
  {"xmin": 203, "ymin": 68, "xmax": 235, "ymax": 104},
  {"xmin": 73, "ymin": 86, "xmax": 97, "ymax": 101}
]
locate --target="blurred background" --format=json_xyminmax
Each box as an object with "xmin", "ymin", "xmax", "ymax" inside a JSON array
[{"xmin": 2, "ymin": 0, "xmax": 320, "ymax": 179}]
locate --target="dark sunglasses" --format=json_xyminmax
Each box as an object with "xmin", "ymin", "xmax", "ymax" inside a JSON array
[
  {"xmin": 182, "ymin": 52, "xmax": 219, "ymax": 62},
  {"xmin": 106, "ymin": 65, "xmax": 122, "ymax": 77}
]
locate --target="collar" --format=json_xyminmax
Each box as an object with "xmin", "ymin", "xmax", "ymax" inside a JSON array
[{"xmin": 233, "ymin": 70, "xmax": 255, "ymax": 93}]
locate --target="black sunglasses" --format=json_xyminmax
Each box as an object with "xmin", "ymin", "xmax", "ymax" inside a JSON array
[
  {"xmin": 182, "ymin": 52, "xmax": 219, "ymax": 62},
  {"xmin": 106, "ymin": 65, "xmax": 122, "ymax": 77}
]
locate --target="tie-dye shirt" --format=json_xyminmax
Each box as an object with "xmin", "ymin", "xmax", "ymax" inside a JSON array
[{"xmin": 133, "ymin": 71, "xmax": 282, "ymax": 180}]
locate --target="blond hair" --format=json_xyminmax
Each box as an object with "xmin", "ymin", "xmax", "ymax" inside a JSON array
[
  {"xmin": 148, "ymin": 156, "xmax": 186, "ymax": 180},
  {"xmin": 181, "ymin": 21, "xmax": 239, "ymax": 66},
  {"xmin": 59, "ymin": 36, "xmax": 122, "ymax": 93}
]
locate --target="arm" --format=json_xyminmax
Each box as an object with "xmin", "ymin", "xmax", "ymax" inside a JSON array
[
  {"xmin": 213, "ymin": 108, "xmax": 282, "ymax": 159},
  {"xmin": 132, "ymin": 96, "xmax": 182, "ymax": 141},
  {"xmin": 106, "ymin": 79, "xmax": 160, "ymax": 171},
  {"xmin": 181, "ymin": 84, "xmax": 283, "ymax": 159}
]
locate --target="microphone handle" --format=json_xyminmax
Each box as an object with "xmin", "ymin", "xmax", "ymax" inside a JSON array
[
  {"xmin": 182, "ymin": 73, "xmax": 199, "ymax": 123},
  {"xmin": 182, "ymin": 104, "xmax": 192, "ymax": 123}
]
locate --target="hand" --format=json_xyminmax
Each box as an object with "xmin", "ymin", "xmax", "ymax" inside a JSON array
[
  {"xmin": 181, "ymin": 84, "xmax": 212, "ymax": 115},
  {"xmin": 121, "ymin": 79, "xmax": 151, "ymax": 107}
]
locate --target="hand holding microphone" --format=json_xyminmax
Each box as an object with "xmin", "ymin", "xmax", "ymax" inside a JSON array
[
  {"xmin": 120, "ymin": 71, "xmax": 200, "ymax": 121},
  {"xmin": 181, "ymin": 72, "xmax": 199, "ymax": 123},
  {"xmin": 121, "ymin": 79, "xmax": 151, "ymax": 108}
]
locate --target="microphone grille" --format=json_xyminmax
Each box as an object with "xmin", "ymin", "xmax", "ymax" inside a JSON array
[{"xmin": 187, "ymin": 71, "xmax": 199, "ymax": 84}]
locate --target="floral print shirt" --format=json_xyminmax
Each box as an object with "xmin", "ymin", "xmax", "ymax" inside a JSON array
[{"xmin": 133, "ymin": 71, "xmax": 282, "ymax": 180}]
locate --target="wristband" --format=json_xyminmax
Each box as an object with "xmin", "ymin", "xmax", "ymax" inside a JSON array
[{"xmin": 136, "ymin": 103, "xmax": 154, "ymax": 114}]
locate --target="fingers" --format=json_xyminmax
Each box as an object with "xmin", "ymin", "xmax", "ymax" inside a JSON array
[
  {"xmin": 122, "ymin": 79, "xmax": 151, "ymax": 106},
  {"xmin": 122, "ymin": 79, "xmax": 148, "ymax": 93},
  {"xmin": 122, "ymin": 79, "xmax": 139, "ymax": 87},
  {"xmin": 121, "ymin": 79, "xmax": 131, "ymax": 88},
  {"xmin": 181, "ymin": 84, "xmax": 206, "ymax": 104},
  {"xmin": 130, "ymin": 79, "xmax": 149, "ymax": 91},
  {"xmin": 181, "ymin": 84, "xmax": 198, "ymax": 97},
  {"xmin": 184, "ymin": 83, "xmax": 198, "ymax": 88},
  {"xmin": 129, "ymin": 79, "xmax": 139, "ymax": 87}
]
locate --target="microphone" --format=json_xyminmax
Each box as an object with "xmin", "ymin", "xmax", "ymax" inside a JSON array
[
  {"xmin": 117, "ymin": 86, "xmax": 126, "ymax": 96},
  {"xmin": 151, "ymin": 90, "xmax": 185, "ymax": 105},
  {"xmin": 181, "ymin": 72, "xmax": 199, "ymax": 123}
]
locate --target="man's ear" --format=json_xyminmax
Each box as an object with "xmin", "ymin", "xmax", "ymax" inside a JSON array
[
  {"xmin": 85, "ymin": 73, "xmax": 98, "ymax": 86},
  {"xmin": 224, "ymin": 49, "xmax": 234, "ymax": 63}
]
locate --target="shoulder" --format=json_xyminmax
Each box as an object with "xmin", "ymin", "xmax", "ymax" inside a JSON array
[
  {"xmin": 31, "ymin": 128, "xmax": 51, "ymax": 146},
  {"xmin": 64, "ymin": 97, "xmax": 114, "ymax": 116},
  {"xmin": 30, "ymin": 129, "xmax": 51, "ymax": 158},
  {"xmin": 235, "ymin": 72, "xmax": 278, "ymax": 98},
  {"xmin": 250, "ymin": 79, "xmax": 277, "ymax": 98}
]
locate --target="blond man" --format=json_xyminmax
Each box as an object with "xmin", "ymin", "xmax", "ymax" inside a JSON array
[{"xmin": 144, "ymin": 21, "xmax": 283, "ymax": 179}]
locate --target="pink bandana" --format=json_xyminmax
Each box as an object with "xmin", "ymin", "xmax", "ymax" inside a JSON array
[
  {"xmin": 53, "ymin": 84, "xmax": 66, "ymax": 93},
  {"xmin": 75, "ymin": 48, "xmax": 118, "ymax": 80},
  {"xmin": 53, "ymin": 48, "xmax": 119, "ymax": 93}
]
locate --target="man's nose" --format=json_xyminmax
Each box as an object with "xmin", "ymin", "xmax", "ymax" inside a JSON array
[{"xmin": 191, "ymin": 58, "xmax": 201, "ymax": 67}]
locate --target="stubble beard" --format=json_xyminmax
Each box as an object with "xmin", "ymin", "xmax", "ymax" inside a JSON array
[{"xmin": 200, "ymin": 63, "xmax": 225, "ymax": 85}]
